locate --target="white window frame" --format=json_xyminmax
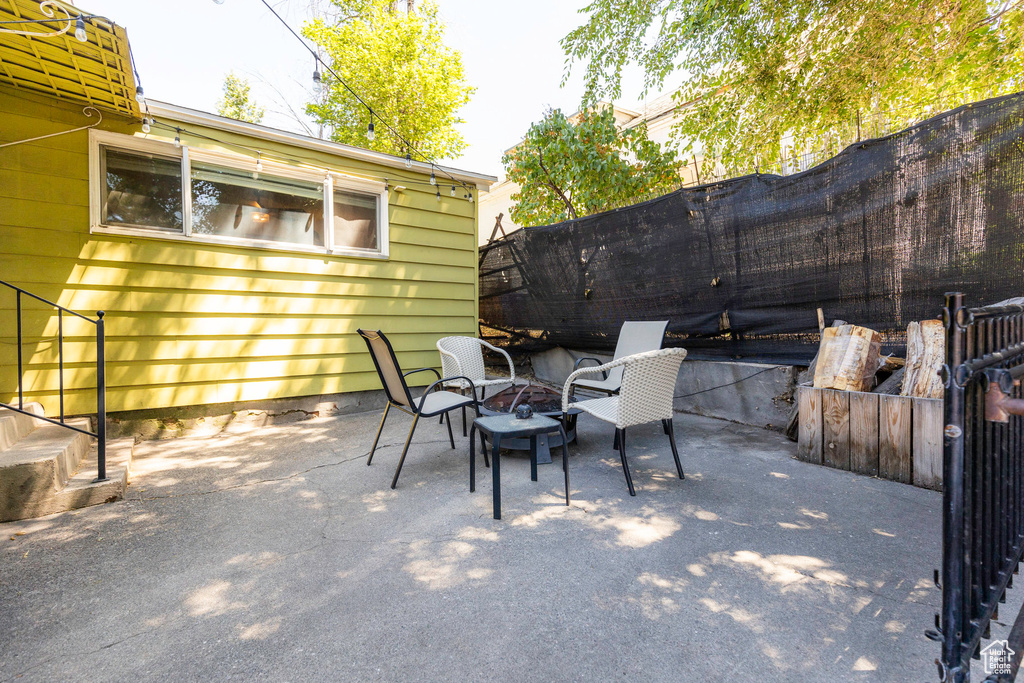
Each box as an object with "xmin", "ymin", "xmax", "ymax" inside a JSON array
[{"xmin": 89, "ymin": 129, "xmax": 389, "ymax": 259}]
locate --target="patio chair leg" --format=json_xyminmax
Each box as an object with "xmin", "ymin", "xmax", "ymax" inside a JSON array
[
  {"xmin": 480, "ymin": 431, "xmax": 490, "ymax": 468},
  {"xmin": 444, "ymin": 412, "xmax": 456, "ymax": 449},
  {"xmin": 613, "ymin": 429, "xmax": 620, "ymax": 451},
  {"xmin": 616, "ymin": 428, "xmax": 636, "ymax": 496},
  {"xmin": 367, "ymin": 403, "xmax": 391, "ymax": 466},
  {"xmin": 462, "ymin": 405, "xmax": 467, "ymax": 437},
  {"xmin": 391, "ymin": 413, "xmax": 421, "ymax": 489},
  {"xmin": 664, "ymin": 419, "xmax": 684, "ymax": 479}
]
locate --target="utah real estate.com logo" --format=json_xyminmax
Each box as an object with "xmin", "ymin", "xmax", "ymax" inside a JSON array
[{"xmin": 981, "ymin": 639, "xmax": 1014, "ymax": 676}]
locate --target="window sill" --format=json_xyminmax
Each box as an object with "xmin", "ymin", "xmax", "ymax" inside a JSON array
[{"xmin": 90, "ymin": 224, "xmax": 390, "ymax": 260}]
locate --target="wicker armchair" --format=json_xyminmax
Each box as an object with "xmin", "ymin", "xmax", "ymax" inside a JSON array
[
  {"xmin": 562, "ymin": 347, "xmax": 688, "ymax": 496},
  {"xmin": 437, "ymin": 336, "xmax": 516, "ymax": 435}
]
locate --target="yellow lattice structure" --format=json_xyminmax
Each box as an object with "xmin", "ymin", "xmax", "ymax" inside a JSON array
[{"xmin": 0, "ymin": 0, "xmax": 138, "ymax": 118}]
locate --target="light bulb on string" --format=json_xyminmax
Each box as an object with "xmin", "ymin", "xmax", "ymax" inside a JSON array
[
  {"xmin": 450, "ymin": 185, "xmax": 456, "ymax": 197},
  {"xmin": 135, "ymin": 85, "xmax": 145, "ymax": 104},
  {"xmin": 366, "ymin": 121, "xmax": 375, "ymax": 141},
  {"xmin": 468, "ymin": 192, "xmax": 474, "ymax": 204},
  {"xmin": 141, "ymin": 117, "xmax": 151, "ymax": 134},
  {"xmin": 436, "ymin": 189, "xmax": 441, "ymax": 202},
  {"xmin": 312, "ymin": 59, "xmax": 322, "ymax": 92},
  {"xmin": 174, "ymin": 129, "xmax": 181, "ymax": 148},
  {"xmin": 253, "ymin": 152, "xmax": 263, "ymax": 179},
  {"xmin": 74, "ymin": 15, "xmax": 88, "ymax": 42},
  {"xmin": 430, "ymin": 169, "xmax": 436, "ymax": 186},
  {"xmin": 404, "ymin": 153, "xmax": 412, "ymax": 169}
]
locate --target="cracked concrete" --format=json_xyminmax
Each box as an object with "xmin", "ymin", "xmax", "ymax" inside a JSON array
[{"xmin": 0, "ymin": 409, "xmax": 955, "ymax": 681}]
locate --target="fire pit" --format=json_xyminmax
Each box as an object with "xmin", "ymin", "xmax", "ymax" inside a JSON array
[{"xmin": 479, "ymin": 384, "xmax": 579, "ymax": 464}]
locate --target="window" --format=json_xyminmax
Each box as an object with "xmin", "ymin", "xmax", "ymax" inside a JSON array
[
  {"xmin": 190, "ymin": 161, "xmax": 325, "ymax": 248},
  {"xmin": 101, "ymin": 148, "xmax": 184, "ymax": 232},
  {"xmin": 89, "ymin": 130, "xmax": 388, "ymax": 258}
]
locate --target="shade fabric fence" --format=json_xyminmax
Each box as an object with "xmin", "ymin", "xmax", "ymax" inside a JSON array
[{"xmin": 479, "ymin": 92, "xmax": 1024, "ymax": 364}]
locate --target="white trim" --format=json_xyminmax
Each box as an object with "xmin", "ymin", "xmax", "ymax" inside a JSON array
[
  {"xmin": 88, "ymin": 129, "xmax": 390, "ymax": 259},
  {"xmin": 148, "ymin": 100, "xmax": 497, "ymax": 190},
  {"xmin": 89, "ymin": 129, "xmax": 186, "ymax": 234},
  {"xmin": 90, "ymin": 224, "xmax": 390, "ymax": 260},
  {"xmin": 181, "ymin": 146, "xmax": 192, "ymax": 237}
]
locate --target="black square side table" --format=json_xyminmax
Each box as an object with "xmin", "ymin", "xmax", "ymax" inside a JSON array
[{"xmin": 469, "ymin": 413, "xmax": 571, "ymax": 520}]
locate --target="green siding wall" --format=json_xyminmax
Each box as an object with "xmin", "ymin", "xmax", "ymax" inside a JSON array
[{"xmin": 0, "ymin": 86, "xmax": 481, "ymax": 416}]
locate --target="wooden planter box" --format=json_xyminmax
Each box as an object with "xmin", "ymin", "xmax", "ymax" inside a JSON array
[{"xmin": 796, "ymin": 385, "xmax": 942, "ymax": 490}]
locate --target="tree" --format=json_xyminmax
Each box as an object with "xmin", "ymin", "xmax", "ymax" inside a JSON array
[
  {"xmin": 216, "ymin": 73, "xmax": 265, "ymax": 124},
  {"xmin": 562, "ymin": 0, "xmax": 1024, "ymax": 177},
  {"xmin": 302, "ymin": 0, "xmax": 474, "ymax": 159},
  {"xmin": 502, "ymin": 107, "xmax": 680, "ymax": 227}
]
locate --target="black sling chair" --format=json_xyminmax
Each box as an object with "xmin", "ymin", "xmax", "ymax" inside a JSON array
[{"xmin": 358, "ymin": 329, "xmax": 480, "ymax": 489}]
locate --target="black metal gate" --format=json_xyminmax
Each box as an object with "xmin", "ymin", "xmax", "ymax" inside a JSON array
[{"xmin": 939, "ymin": 292, "xmax": 1024, "ymax": 681}]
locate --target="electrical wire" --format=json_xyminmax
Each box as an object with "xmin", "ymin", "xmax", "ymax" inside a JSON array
[
  {"xmin": 254, "ymin": 0, "xmax": 472, "ymax": 193},
  {"xmin": 673, "ymin": 366, "xmax": 778, "ymax": 399},
  {"xmin": 146, "ymin": 119, "xmax": 472, "ymax": 194}
]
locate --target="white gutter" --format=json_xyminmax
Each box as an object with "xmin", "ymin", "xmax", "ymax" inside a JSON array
[{"xmin": 147, "ymin": 100, "xmax": 497, "ymax": 190}]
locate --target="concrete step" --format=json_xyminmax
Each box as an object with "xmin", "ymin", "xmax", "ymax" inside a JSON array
[
  {"xmin": 0, "ymin": 402, "xmax": 45, "ymax": 452},
  {"xmin": 51, "ymin": 438, "xmax": 133, "ymax": 517},
  {"xmin": 0, "ymin": 418, "xmax": 91, "ymax": 523}
]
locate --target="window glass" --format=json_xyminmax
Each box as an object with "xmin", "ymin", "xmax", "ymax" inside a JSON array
[
  {"xmin": 333, "ymin": 188, "xmax": 378, "ymax": 251},
  {"xmin": 191, "ymin": 161, "xmax": 325, "ymax": 247},
  {"xmin": 102, "ymin": 148, "xmax": 183, "ymax": 231}
]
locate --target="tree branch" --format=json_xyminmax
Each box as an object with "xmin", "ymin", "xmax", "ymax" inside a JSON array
[{"xmin": 538, "ymin": 149, "xmax": 578, "ymax": 219}]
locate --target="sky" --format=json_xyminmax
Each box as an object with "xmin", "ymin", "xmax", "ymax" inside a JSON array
[{"xmin": 77, "ymin": 0, "xmax": 659, "ymax": 179}]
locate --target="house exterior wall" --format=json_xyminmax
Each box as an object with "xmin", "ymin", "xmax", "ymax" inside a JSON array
[{"xmin": 0, "ymin": 86, "xmax": 482, "ymax": 417}]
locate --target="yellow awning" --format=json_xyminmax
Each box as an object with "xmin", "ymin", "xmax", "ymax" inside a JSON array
[{"xmin": 0, "ymin": 0, "xmax": 139, "ymax": 118}]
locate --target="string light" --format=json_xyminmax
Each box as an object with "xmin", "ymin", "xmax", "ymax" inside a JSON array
[
  {"xmin": 366, "ymin": 121, "xmax": 375, "ymax": 141},
  {"xmin": 468, "ymin": 192, "xmax": 474, "ymax": 204},
  {"xmin": 149, "ymin": 119, "xmax": 477, "ymax": 196},
  {"xmin": 173, "ymin": 129, "xmax": 181, "ymax": 148},
  {"xmin": 430, "ymin": 169, "xmax": 436, "ymax": 185},
  {"xmin": 436, "ymin": 189, "xmax": 441, "ymax": 202},
  {"xmin": 312, "ymin": 58, "xmax": 322, "ymax": 92},
  {"xmin": 0, "ymin": 6, "xmax": 99, "ymax": 42},
  {"xmin": 141, "ymin": 117, "xmax": 151, "ymax": 134},
  {"xmin": 135, "ymin": 85, "xmax": 145, "ymax": 104},
  {"xmin": 254, "ymin": 152, "xmax": 262, "ymax": 179},
  {"xmin": 238, "ymin": 0, "xmax": 475, "ymax": 196}
]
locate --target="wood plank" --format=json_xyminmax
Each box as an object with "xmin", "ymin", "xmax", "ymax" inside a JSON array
[
  {"xmin": 849, "ymin": 391, "xmax": 880, "ymax": 476},
  {"xmin": 797, "ymin": 386, "xmax": 823, "ymax": 464},
  {"xmin": 822, "ymin": 389, "xmax": 851, "ymax": 470},
  {"xmin": 879, "ymin": 394, "xmax": 912, "ymax": 483},
  {"xmin": 913, "ymin": 398, "xmax": 943, "ymax": 489}
]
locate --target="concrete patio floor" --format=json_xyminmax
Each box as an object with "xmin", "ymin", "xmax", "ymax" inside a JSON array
[{"xmin": 1, "ymin": 409, "xmax": 947, "ymax": 681}]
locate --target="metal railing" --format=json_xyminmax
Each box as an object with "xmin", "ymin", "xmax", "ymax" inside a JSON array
[
  {"xmin": 937, "ymin": 292, "xmax": 1024, "ymax": 682},
  {"xmin": 1, "ymin": 279, "xmax": 106, "ymax": 481}
]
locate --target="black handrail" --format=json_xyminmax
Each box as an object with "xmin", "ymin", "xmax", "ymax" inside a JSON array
[{"xmin": 1, "ymin": 279, "xmax": 106, "ymax": 482}]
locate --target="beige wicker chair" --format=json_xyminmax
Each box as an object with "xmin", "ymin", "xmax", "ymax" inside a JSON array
[
  {"xmin": 562, "ymin": 347, "xmax": 687, "ymax": 496},
  {"xmin": 437, "ymin": 336, "xmax": 516, "ymax": 435}
]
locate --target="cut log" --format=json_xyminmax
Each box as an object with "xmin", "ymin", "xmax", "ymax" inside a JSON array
[
  {"xmin": 874, "ymin": 367, "xmax": 905, "ymax": 395},
  {"xmin": 901, "ymin": 320, "xmax": 945, "ymax": 399},
  {"xmin": 784, "ymin": 319, "xmax": 846, "ymax": 441},
  {"xmin": 878, "ymin": 355, "xmax": 906, "ymax": 372},
  {"xmin": 813, "ymin": 324, "xmax": 882, "ymax": 392}
]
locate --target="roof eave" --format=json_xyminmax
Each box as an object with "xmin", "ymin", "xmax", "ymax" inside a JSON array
[{"xmin": 147, "ymin": 100, "xmax": 497, "ymax": 190}]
